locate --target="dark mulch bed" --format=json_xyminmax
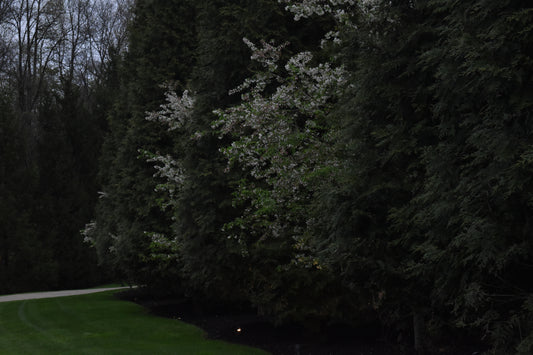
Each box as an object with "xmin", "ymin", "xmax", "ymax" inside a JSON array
[{"xmin": 117, "ymin": 290, "xmax": 480, "ymax": 355}]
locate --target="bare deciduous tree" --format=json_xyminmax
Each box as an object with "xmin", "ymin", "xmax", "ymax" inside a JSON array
[
  {"xmin": 86, "ymin": 0, "xmax": 131, "ymax": 82},
  {"xmin": 0, "ymin": 0, "xmax": 132, "ymax": 164}
]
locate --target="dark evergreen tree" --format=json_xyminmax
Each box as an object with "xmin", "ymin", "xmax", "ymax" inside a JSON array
[
  {"xmin": 34, "ymin": 78, "xmax": 104, "ymax": 289},
  {"xmin": 308, "ymin": 2, "xmax": 437, "ymax": 348},
  {"xmin": 0, "ymin": 0, "xmax": 129, "ymax": 293},
  {"xmin": 0, "ymin": 64, "xmax": 104, "ymax": 293},
  {"xmin": 0, "ymin": 89, "xmax": 50, "ymax": 293},
  {"xmin": 397, "ymin": 1, "xmax": 533, "ymax": 352},
  {"xmin": 318, "ymin": 0, "xmax": 533, "ymax": 351},
  {"xmin": 92, "ymin": 0, "xmax": 197, "ymax": 289}
]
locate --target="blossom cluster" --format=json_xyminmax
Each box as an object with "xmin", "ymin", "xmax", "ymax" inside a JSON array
[
  {"xmin": 278, "ymin": 0, "xmax": 358, "ymax": 21},
  {"xmin": 81, "ymin": 220, "xmax": 97, "ymax": 245},
  {"xmin": 145, "ymin": 89, "xmax": 194, "ymax": 131},
  {"xmin": 227, "ymin": 39, "xmax": 288, "ymax": 98},
  {"xmin": 243, "ymin": 38, "xmax": 288, "ymax": 71},
  {"xmin": 145, "ymin": 154, "xmax": 185, "ymax": 192},
  {"xmin": 142, "ymin": 89, "xmax": 193, "ymax": 200}
]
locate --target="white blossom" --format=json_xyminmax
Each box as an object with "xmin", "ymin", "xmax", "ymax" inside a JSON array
[
  {"xmin": 81, "ymin": 221, "xmax": 97, "ymax": 245},
  {"xmin": 278, "ymin": 0, "xmax": 358, "ymax": 21},
  {"xmin": 142, "ymin": 89, "xmax": 195, "ymax": 205},
  {"xmin": 146, "ymin": 154, "xmax": 185, "ymax": 187},
  {"xmin": 145, "ymin": 89, "xmax": 194, "ymax": 131}
]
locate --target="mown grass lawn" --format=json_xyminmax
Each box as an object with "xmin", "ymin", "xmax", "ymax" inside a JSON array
[{"xmin": 0, "ymin": 290, "xmax": 269, "ymax": 355}]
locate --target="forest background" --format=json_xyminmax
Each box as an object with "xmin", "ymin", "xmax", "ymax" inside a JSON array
[{"xmin": 0, "ymin": 0, "xmax": 532, "ymax": 354}]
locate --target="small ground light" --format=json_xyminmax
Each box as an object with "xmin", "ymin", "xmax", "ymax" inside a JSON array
[{"xmin": 236, "ymin": 328, "xmax": 242, "ymax": 333}]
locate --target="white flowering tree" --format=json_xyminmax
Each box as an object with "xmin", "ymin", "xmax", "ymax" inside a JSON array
[
  {"xmin": 137, "ymin": 0, "xmax": 360, "ymax": 320},
  {"xmin": 141, "ymin": 0, "xmax": 374, "ymax": 320},
  {"xmin": 213, "ymin": 38, "xmax": 346, "ymax": 269},
  {"xmin": 210, "ymin": 9, "xmax": 362, "ymax": 318}
]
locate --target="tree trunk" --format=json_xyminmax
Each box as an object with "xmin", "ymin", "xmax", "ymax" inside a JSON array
[
  {"xmin": 2, "ymin": 239, "xmax": 8, "ymax": 268},
  {"xmin": 413, "ymin": 309, "xmax": 427, "ymax": 354}
]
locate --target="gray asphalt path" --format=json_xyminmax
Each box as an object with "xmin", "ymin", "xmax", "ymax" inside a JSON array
[{"xmin": 0, "ymin": 286, "xmax": 131, "ymax": 303}]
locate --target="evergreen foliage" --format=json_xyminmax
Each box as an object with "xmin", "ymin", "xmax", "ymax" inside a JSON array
[
  {"xmin": 325, "ymin": 0, "xmax": 533, "ymax": 351},
  {"xmin": 90, "ymin": 0, "xmax": 197, "ymax": 289},
  {"xmin": 406, "ymin": 1, "xmax": 533, "ymax": 351}
]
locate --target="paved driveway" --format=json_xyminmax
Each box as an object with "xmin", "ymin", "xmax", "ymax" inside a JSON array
[{"xmin": 0, "ymin": 286, "xmax": 131, "ymax": 303}]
